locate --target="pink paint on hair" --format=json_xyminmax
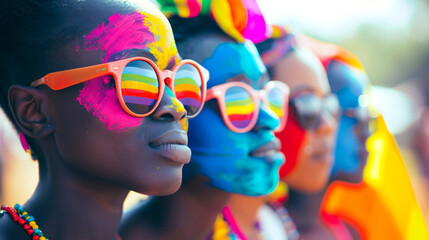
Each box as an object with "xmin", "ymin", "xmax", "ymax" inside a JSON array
[{"xmin": 77, "ymin": 12, "xmax": 155, "ymax": 131}]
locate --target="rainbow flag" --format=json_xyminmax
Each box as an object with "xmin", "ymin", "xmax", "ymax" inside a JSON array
[{"xmin": 321, "ymin": 116, "xmax": 429, "ymax": 240}]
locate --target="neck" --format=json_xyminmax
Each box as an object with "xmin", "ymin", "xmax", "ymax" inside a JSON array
[
  {"xmin": 120, "ymin": 176, "xmax": 231, "ymax": 240},
  {"xmin": 23, "ymin": 152, "xmax": 128, "ymax": 240},
  {"xmin": 285, "ymin": 189, "xmax": 329, "ymax": 237},
  {"xmin": 228, "ymin": 195, "xmax": 265, "ymax": 239}
]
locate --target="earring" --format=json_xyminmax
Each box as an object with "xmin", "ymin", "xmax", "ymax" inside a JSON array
[{"xmin": 19, "ymin": 132, "xmax": 32, "ymax": 156}]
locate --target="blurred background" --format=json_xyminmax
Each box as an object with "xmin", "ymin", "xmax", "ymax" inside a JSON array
[
  {"xmin": 259, "ymin": 0, "xmax": 429, "ymax": 225},
  {"xmin": 0, "ymin": 0, "xmax": 428, "ymax": 225}
]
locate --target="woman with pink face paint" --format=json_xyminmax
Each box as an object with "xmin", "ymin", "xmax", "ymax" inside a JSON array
[{"xmin": 0, "ymin": 0, "xmax": 208, "ymax": 239}]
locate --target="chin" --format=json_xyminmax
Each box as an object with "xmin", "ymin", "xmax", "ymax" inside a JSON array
[
  {"xmin": 235, "ymin": 176, "xmax": 278, "ymax": 196},
  {"xmin": 131, "ymin": 170, "xmax": 183, "ymax": 196}
]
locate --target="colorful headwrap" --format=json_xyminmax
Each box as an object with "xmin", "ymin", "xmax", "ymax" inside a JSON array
[
  {"xmin": 157, "ymin": 0, "xmax": 271, "ymax": 43},
  {"xmin": 257, "ymin": 25, "xmax": 298, "ymax": 68},
  {"xmin": 299, "ymin": 36, "xmax": 364, "ymax": 71}
]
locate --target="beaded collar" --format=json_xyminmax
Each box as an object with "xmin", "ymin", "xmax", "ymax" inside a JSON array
[
  {"xmin": 0, "ymin": 204, "xmax": 51, "ymax": 240},
  {"xmin": 1, "ymin": 204, "xmax": 124, "ymax": 240}
]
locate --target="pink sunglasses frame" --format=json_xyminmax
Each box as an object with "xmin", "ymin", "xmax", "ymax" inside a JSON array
[
  {"xmin": 205, "ymin": 81, "xmax": 290, "ymax": 133},
  {"xmin": 31, "ymin": 57, "xmax": 209, "ymax": 118}
]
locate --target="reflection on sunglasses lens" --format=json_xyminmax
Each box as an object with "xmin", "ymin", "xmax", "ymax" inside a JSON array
[
  {"xmin": 267, "ymin": 87, "xmax": 286, "ymax": 119},
  {"xmin": 225, "ymin": 86, "xmax": 255, "ymax": 130},
  {"xmin": 121, "ymin": 60, "xmax": 159, "ymax": 115},
  {"xmin": 174, "ymin": 63, "xmax": 203, "ymax": 117},
  {"xmin": 300, "ymin": 95, "xmax": 321, "ymax": 129}
]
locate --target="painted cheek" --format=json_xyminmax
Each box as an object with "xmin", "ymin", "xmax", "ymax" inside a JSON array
[
  {"xmin": 332, "ymin": 118, "xmax": 360, "ymax": 175},
  {"xmin": 77, "ymin": 77, "xmax": 142, "ymax": 131}
]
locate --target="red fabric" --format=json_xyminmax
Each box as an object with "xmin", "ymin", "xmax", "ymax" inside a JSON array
[{"xmin": 276, "ymin": 113, "xmax": 306, "ymax": 178}]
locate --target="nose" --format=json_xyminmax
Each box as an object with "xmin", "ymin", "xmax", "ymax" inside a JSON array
[
  {"xmin": 252, "ymin": 104, "xmax": 280, "ymax": 132},
  {"xmin": 316, "ymin": 110, "xmax": 337, "ymax": 134},
  {"xmin": 151, "ymin": 86, "xmax": 187, "ymax": 121}
]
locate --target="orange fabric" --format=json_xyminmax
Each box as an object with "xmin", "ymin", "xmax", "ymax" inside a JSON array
[
  {"xmin": 299, "ymin": 36, "xmax": 364, "ymax": 71},
  {"xmin": 228, "ymin": 0, "xmax": 247, "ymax": 32}
]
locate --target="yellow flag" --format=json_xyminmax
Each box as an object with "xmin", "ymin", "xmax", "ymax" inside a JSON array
[{"xmin": 322, "ymin": 116, "xmax": 429, "ymax": 240}]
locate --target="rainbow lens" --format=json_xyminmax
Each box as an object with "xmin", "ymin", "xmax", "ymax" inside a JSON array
[
  {"xmin": 267, "ymin": 86, "xmax": 286, "ymax": 120},
  {"xmin": 225, "ymin": 86, "xmax": 255, "ymax": 130},
  {"xmin": 174, "ymin": 63, "xmax": 203, "ymax": 117},
  {"xmin": 121, "ymin": 60, "xmax": 159, "ymax": 115}
]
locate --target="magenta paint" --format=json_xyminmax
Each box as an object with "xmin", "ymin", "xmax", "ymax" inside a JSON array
[
  {"xmin": 77, "ymin": 12, "xmax": 156, "ymax": 131},
  {"xmin": 77, "ymin": 76, "xmax": 142, "ymax": 131},
  {"xmin": 84, "ymin": 12, "xmax": 155, "ymax": 62}
]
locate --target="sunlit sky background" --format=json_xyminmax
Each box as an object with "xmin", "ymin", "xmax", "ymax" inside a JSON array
[
  {"xmin": 258, "ymin": 0, "xmax": 420, "ymax": 39},
  {"xmin": 257, "ymin": 0, "xmax": 429, "ymax": 134}
]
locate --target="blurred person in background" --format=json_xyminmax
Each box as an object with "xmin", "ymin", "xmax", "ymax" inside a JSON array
[
  {"xmin": 303, "ymin": 38, "xmax": 372, "ymax": 240},
  {"xmin": 227, "ymin": 27, "xmax": 339, "ymax": 240}
]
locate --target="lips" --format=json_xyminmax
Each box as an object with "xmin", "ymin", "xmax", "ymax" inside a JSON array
[
  {"xmin": 249, "ymin": 138, "xmax": 281, "ymax": 159},
  {"xmin": 149, "ymin": 130, "xmax": 191, "ymax": 164}
]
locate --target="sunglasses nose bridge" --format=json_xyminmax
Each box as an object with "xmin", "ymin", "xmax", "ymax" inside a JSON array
[{"xmin": 161, "ymin": 70, "xmax": 174, "ymax": 87}]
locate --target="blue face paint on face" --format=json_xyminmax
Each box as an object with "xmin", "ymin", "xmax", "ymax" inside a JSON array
[
  {"xmin": 328, "ymin": 60, "xmax": 369, "ymax": 178},
  {"xmin": 202, "ymin": 41, "xmax": 267, "ymax": 88},
  {"xmin": 185, "ymin": 40, "xmax": 284, "ymax": 196}
]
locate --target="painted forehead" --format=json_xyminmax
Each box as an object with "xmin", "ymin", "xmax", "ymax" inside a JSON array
[
  {"xmin": 82, "ymin": 9, "xmax": 178, "ymax": 70},
  {"xmin": 76, "ymin": 9, "xmax": 180, "ymax": 132},
  {"xmin": 201, "ymin": 41, "xmax": 266, "ymax": 88}
]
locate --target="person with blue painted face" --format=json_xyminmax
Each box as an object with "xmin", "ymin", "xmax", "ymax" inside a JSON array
[
  {"xmin": 281, "ymin": 37, "xmax": 373, "ymax": 240},
  {"xmin": 119, "ymin": 15, "xmax": 289, "ymax": 240},
  {"xmin": 328, "ymin": 60, "xmax": 371, "ymax": 183}
]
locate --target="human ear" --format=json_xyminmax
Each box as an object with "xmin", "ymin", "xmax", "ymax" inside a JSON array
[{"xmin": 8, "ymin": 85, "xmax": 53, "ymax": 138}]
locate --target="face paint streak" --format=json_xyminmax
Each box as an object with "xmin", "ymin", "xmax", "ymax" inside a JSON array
[
  {"xmin": 141, "ymin": 11, "xmax": 179, "ymax": 70},
  {"xmin": 84, "ymin": 12, "xmax": 155, "ymax": 62},
  {"xmin": 77, "ymin": 77, "xmax": 142, "ymax": 131},
  {"xmin": 202, "ymin": 41, "xmax": 266, "ymax": 88},
  {"xmin": 179, "ymin": 118, "xmax": 189, "ymax": 132},
  {"xmin": 169, "ymin": 97, "xmax": 186, "ymax": 113},
  {"xmin": 78, "ymin": 12, "xmax": 156, "ymax": 131}
]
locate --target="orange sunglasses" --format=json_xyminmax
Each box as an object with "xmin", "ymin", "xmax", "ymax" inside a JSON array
[
  {"xmin": 31, "ymin": 57, "xmax": 209, "ymax": 118},
  {"xmin": 205, "ymin": 81, "xmax": 290, "ymax": 133}
]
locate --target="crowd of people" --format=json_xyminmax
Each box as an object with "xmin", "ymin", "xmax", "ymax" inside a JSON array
[{"xmin": 0, "ymin": 0, "xmax": 427, "ymax": 239}]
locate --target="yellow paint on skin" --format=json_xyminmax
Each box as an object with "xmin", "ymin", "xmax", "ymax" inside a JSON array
[
  {"xmin": 179, "ymin": 118, "xmax": 189, "ymax": 132},
  {"xmin": 168, "ymin": 96, "xmax": 186, "ymax": 113},
  {"xmin": 141, "ymin": 11, "xmax": 179, "ymax": 70}
]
